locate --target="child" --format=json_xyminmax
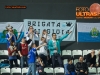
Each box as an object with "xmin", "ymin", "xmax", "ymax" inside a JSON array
[
  {"xmin": 67, "ymin": 58, "xmax": 75, "ymax": 75},
  {"xmin": 8, "ymin": 41, "xmax": 18, "ymax": 68},
  {"xmin": 36, "ymin": 56, "xmax": 47, "ymax": 75},
  {"xmin": 26, "ymin": 43, "xmax": 46, "ymax": 75}
]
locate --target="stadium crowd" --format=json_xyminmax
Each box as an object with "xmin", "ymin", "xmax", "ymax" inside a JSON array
[{"xmin": 5, "ymin": 25, "xmax": 100, "ymax": 75}]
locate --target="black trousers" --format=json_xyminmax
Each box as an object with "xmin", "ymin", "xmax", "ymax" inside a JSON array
[
  {"xmin": 39, "ymin": 72, "xmax": 47, "ymax": 75},
  {"xmin": 77, "ymin": 72, "xmax": 88, "ymax": 75},
  {"xmin": 87, "ymin": 62, "xmax": 96, "ymax": 67},
  {"xmin": 9, "ymin": 59, "xmax": 18, "ymax": 68},
  {"xmin": 51, "ymin": 53, "xmax": 63, "ymax": 68},
  {"xmin": 39, "ymin": 54, "xmax": 47, "ymax": 67}
]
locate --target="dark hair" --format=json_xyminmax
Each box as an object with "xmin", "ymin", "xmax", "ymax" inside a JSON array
[
  {"xmin": 79, "ymin": 55, "xmax": 84, "ymax": 59},
  {"xmin": 29, "ymin": 43, "xmax": 36, "ymax": 50},
  {"xmin": 52, "ymin": 33, "xmax": 56, "ymax": 36},
  {"xmin": 68, "ymin": 58, "xmax": 72, "ymax": 62},
  {"xmin": 28, "ymin": 26, "xmax": 33, "ymax": 31},
  {"xmin": 43, "ymin": 29, "xmax": 46, "ymax": 32},
  {"xmin": 10, "ymin": 41, "xmax": 14, "ymax": 46}
]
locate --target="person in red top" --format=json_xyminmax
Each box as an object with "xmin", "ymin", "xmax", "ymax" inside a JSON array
[
  {"xmin": 8, "ymin": 41, "xmax": 18, "ymax": 68},
  {"xmin": 18, "ymin": 37, "xmax": 32, "ymax": 68}
]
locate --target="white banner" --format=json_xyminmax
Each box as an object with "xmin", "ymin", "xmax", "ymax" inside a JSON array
[
  {"xmin": 0, "ymin": 22, "xmax": 24, "ymax": 43},
  {"xmin": 24, "ymin": 19, "xmax": 76, "ymax": 41}
]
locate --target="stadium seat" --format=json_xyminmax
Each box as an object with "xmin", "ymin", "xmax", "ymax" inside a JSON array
[
  {"xmin": 95, "ymin": 50, "xmax": 99, "ymax": 55},
  {"xmin": 22, "ymin": 67, "xmax": 28, "ymax": 75},
  {"xmin": 63, "ymin": 59, "xmax": 73, "ymax": 65},
  {"xmin": 11, "ymin": 68, "xmax": 21, "ymax": 75},
  {"xmin": 88, "ymin": 50, "xmax": 91, "ymax": 53},
  {"xmin": 62, "ymin": 50, "xmax": 72, "ymax": 59},
  {"xmin": 72, "ymin": 50, "xmax": 82, "ymax": 59},
  {"xmin": 88, "ymin": 67, "xmax": 97, "ymax": 74},
  {"xmin": 1, "ymin": 68, "xmax": 10, "ymax": 75},
  {"xmin": 44, "ymin": 67, "xmax": 54, "ymax": 75},
  {"xmin": 54, "ymin": 67, "xmax": 64, "ymax": 75},
  {"xmin": 0, "ymin": 50, "xmax": 8, "ymax": 59},
  {"xmin": 74, "ymin": 59, "xmax": 78, "ymax": 65},
  {"xmin": 97, "ymin": 67, "xmax": 100, "ymax": 74}
]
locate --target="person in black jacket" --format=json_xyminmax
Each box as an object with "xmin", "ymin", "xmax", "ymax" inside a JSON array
[
  {"xmin": 75, "ymin": 56, "xmax": 88, "ymax": 75},
  {"xmin": 86, "ymin": 50, "xmax": 96, "ymax": 67},
  {"xmin": 66, "ymin": 58, "xmax": 75, "ymax": 75},
  {"xmin": 36, "ymin": 56, "xmax": 47, "ymax": 75}
]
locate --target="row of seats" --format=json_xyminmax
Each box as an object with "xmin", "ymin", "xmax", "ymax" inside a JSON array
[
  {"xmin": 0, "ymin": 50, "xmax": 99, "ymax": 63},
  {"xmin": 62, "ymin": 50, "xmax": 100, "ymax": 59},
  {"xmin": 0, "ymin": 67, "xmax": 100, "ymax": 75},
  {"xmin": 0, "ymin": 67, "xmax": 64, "ymax": 75}
]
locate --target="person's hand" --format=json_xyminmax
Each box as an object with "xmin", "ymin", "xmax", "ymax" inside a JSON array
[
  {"xmin": 39, "ymin": 70, "xmax": 42, "ymax": 72},
  {"xmin": 29, "ymin": 29, "xmax": 33, "ymax": 34},
  {"xmin": 85, "ymin": 71, "xmax": 87, "ymax": 74},
  {"xmin": 20, "ymin": 54, "xmax": 22, "ymax": 57},
  {"xmin": 90, "ymin": 64, "xmax": 93, "ymax": 67},
  {"xmin": 68, "ymin": 31, "xmax": 72, "ymax": 34},
  {"xmin": 76, "ymin": 71, "xmax": 78, "ymax": 73},
  {"xmin": 43, "ymin": 43, "xmax": 47, "ymax": 46},
  {"xmin": 80, "ymin": 70, "xmax": 84, "ymax": 72},
  {"xmin": 14, "ymin": 47, "xmax": 17, "ymax": 50}
]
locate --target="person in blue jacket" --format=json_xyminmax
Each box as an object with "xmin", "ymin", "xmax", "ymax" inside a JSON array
[
  {"xmin": 48, "ymin": 31, "xmax": 72, "ymax": 68},
  {"xmin": 67, "ymin": 58, "xmax": 75, "ymax": 75},
  {"xmin": 26, "ymin": 43, "xmax": 46, "ymax": 75},
  {"xmin": 6, "ymin": 25, "xmax": 16, "ymax": 48}
]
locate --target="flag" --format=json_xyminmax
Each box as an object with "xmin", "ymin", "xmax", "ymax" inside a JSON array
[
  {"xmin": 0, "ymin": 22, "xmax": 24, "ymax": 43},
  {"xmin": 77, "ymin": 22, "xmax": 100, "ymax": 42}
]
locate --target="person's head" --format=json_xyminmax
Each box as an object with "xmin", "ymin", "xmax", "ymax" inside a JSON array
[
  {"xmin": 68, "ymin": 58, "xmax": 72, "ymax": 64},
  {"xmin": 91, "ymin": 49, "xmax": 95, "ymax": 55},
  {"xmin": 10, "ymin": 41, "xmax": 14, "ymax": 46},
  {"xmin": 52, "ymin": 33, "xmax": 56, "ymax": 40},
  {"xmin": 28, "ymin": 26, "xmax": 34, "ymax": 32},
  {"xmin": 9, "ymin": 28, "xmax": 13, "ymax": 32},
  {"xmin": 6, "ymin": 25, "xmax": 13, "ymax": 32},
  {"xmin": 31, "ymin": 43, "xmax": 36, "ymax": 48},
  {"xmin": 37, "ymin": 56, "xmax": 42, "ymax": 61},
  {"xmin": 79, "ymin": 56, "xmax": 84, "ymax": 63},
  {"xmin": 21, "ymin": 37, "xmax": 26, "ymax": 43},
  {"xmin": 43, "ymin": 29, "xmax": 47, "ymax": 34},
  {"xmin": 41, "ymin": 37, "xmax": 46, "ymax": 43}
]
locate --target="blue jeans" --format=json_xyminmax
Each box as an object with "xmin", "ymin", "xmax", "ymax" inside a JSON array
[
  {"xmin": 26, "ymin": 63, "xmax": 36, "ymax": 75},
  {"xmin": 21, "ymin": 56, "xmax": 28, "ymax": 68},
  {"xmin": 66, "ymin": 72, "xmax": 75, "ymax": 75}
]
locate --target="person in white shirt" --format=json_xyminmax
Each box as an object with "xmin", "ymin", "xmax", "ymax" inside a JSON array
[
  {"xmin": 37, "ymin": 37, "xmax": 48, "ymax": 67},
  {"xmin": 26, "ymin": 26, "xmax": 40, "ymax": 49},
  {"xmin": 41, "ymin": 29, "xmax": 50, "ymax": 43}
]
